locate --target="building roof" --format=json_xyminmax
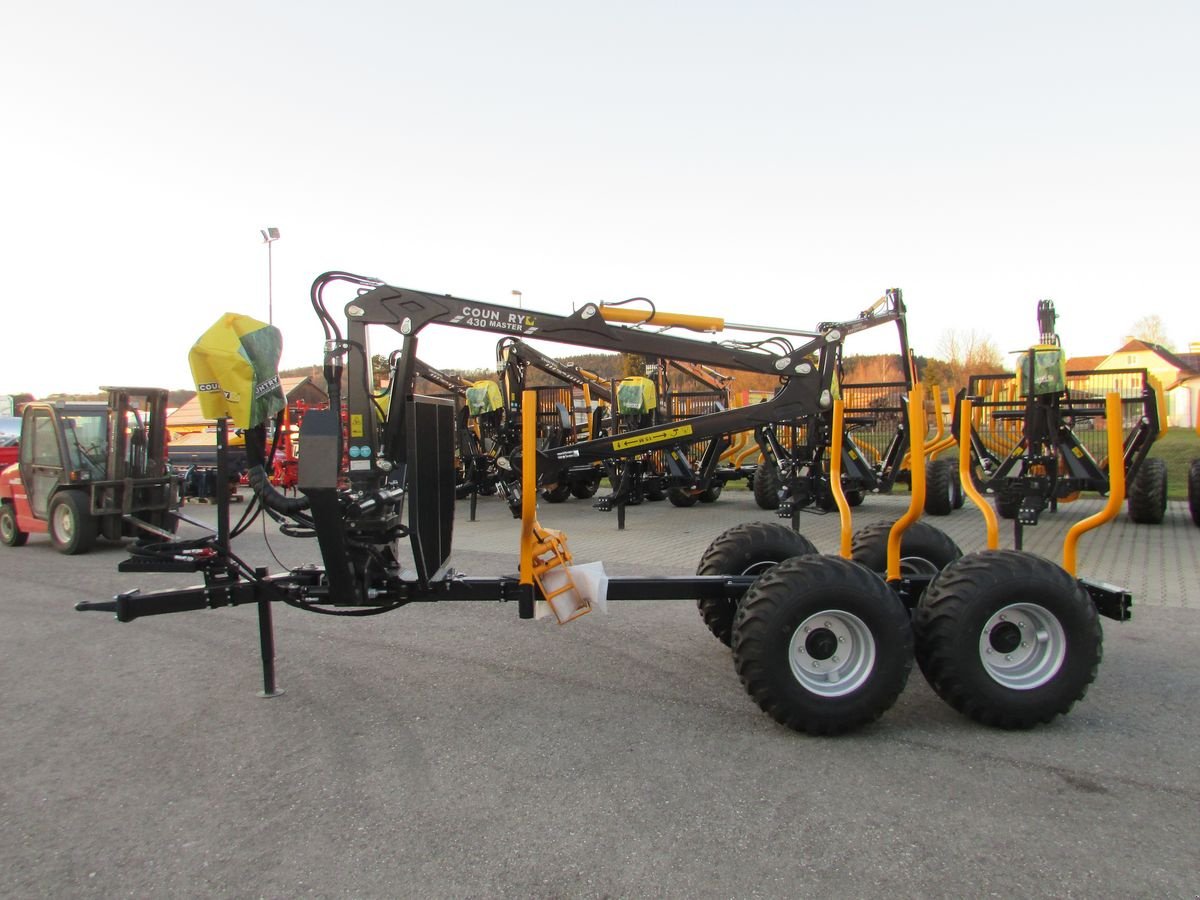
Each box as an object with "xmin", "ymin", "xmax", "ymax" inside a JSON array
[
  {"xmin": 1114, "ymin": 339, "xmax": 1199, "ymax": 376},
  {"xmin": 167, "ymin": 376, "xmax": 325, "ymax": 427},
  {"xmin": 1065, "ymin": 355, "xmax": 1106, "ymax": 372}
]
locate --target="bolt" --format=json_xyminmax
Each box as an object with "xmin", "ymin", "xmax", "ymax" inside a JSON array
[{"xmin": 832, "ymin": 656, "xmax": 840, "ymax": 663}]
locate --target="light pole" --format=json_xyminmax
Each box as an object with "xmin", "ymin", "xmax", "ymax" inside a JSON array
[
  {"xmin": 512, "ymin": 289, "xmax": 522, "ymax": 309},
  {"xmin": 260, "ymin": 227, "xmax": 280, "ymax": 325}
]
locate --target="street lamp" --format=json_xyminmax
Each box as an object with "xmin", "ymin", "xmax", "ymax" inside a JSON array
[
  {"xmin": 260, "ymin": 227, "xmax": 280, "ymax": 325},
  {"xmin": 512, "ymin": 289, "xmax": 522, "ymax": 309}
]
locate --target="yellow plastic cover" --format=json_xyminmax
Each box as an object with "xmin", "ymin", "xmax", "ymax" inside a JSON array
[
  {"xmin": 466, "ymin": 380, "xmax": 503, "ymax": 416},
  {"xmin": 188, "ymin": 313, "xmax": 286, "ymax": 429},
  {"xmin": 1017, "ymin": 345, "xmax": 1067, "ymax": 397},
  {"xmin": 617, "ymin": 377, "xmax": 657, "ymax": 414}
]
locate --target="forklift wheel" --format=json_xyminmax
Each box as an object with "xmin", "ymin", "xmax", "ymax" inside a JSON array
[
  {"xmin": 1188, "ymin": 459, "xmax": 1200, "ymax": 527},
  {"xmin": 695, "ymin": 522, "xmax": 818, "ymax": 647},
  {"xmin": 49, "ymin": 491, "xmax": 97, "ymax": 555},
  {"xmin": 914, "ymin": 551, "xmax": 1101, "ymax": 729},
  {"xmin": 1127, "ymin": 457, "xmax": 1167, "ymax": 524},
  {"xmin": 0, "ymin": 503, "xmax": 28, "ymax": 547},
  {"xmin": 732, "ymin": 555, "xmax": 914, "ymax": 735}
]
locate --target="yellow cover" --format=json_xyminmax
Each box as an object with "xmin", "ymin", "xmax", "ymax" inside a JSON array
[
  {"xmin": 466, "ymin": 380, "xmax": 503, "ymax": 416},
  {"xmin": 188, "ymin": 313, "xmax": 285, "ymax": 429},
  {"xmin": 616, "ymin": 377, "xmax": 657, "ymax": 414}
]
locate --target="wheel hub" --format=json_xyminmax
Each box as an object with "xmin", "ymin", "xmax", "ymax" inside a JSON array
[
  {"xmin": 789, "ymin": 609, "xmax": 876, "ymax": 697},
  {"xmin": 804, "ymin": 628, "xmax": 839, "ymax": 660},
  {"xmin": 55, "ymin": 506, "xmax": 74, "ymax": 540},
  {"xmin": 978, "ymin": 603, "xmax": 1066, "ymax": 690}
]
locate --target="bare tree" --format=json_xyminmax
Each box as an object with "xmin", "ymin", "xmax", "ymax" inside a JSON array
[
  {"xmin": 936, "ymin": 329, "xmax": 1002, "ymax": 371},
  {"xmin": 924, "ymin": 329, "xmax": 1004, "ymax": 394},
  {"xmin": 1123, "ymin": 315, "xmax": 1174, "ymax": 350}
]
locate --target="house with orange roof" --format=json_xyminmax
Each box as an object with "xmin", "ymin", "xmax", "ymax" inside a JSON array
[{"xmin": 1069, "ymin": 340, "xmax": 1199, "ymax": 428}]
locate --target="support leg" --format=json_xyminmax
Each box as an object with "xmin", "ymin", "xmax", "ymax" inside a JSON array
[{"xmin": 256, "ymin": 590, "xmax": 283, "ymax": 698}]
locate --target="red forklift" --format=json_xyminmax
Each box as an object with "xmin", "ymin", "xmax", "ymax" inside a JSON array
[{"xmin": 0, "ymin": 387, "xmax": 180, "ymax": 554}]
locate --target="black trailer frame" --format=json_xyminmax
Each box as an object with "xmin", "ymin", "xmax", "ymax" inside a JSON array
[{"xmin": 74, "ymin": 274, "xmax": 1131, "ymax": 736}]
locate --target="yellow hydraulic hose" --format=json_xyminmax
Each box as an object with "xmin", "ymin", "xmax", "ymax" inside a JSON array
[
  {"xmin": 958, "ymin": 398, "xmax": 998, "ymax": 550},
  {"xmin": 1063, "ymin": 393, "xmax": 1124, "ymax": 576},
  {"xmin": 887, "ymin": 385, "xmax": 927, "ymax": 580}
]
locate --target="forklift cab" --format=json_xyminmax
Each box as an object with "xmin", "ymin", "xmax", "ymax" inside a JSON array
[{"xmin": 18, "ymin": 403, "xmax": 109, "ymax": 519}]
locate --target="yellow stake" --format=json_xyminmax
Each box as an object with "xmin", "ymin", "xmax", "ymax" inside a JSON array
[
  {"xmin": 958, "ymin": 398, "xmax": 998, "ymax": 550},
  {"xmin": 1063, "ymin": 393, "xmax": 1125, "ymax": 576},
  {"xmin": 887, "ymin": 385, "xmax": 927, "ymax": 580},
  {"xmin": 828, "ymin": 399, "xmax": 852, "ymax": 558}
]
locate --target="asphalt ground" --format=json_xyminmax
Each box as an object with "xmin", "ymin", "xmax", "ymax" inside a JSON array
[{"xmin": 2, "ymin": 488, "xmax": 1198, "ymax": 898}]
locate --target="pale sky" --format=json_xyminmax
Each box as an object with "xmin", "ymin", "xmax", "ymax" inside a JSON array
[{"xmin": 3, "ymin": 1, "xmax": 1197, "ymax": 397}]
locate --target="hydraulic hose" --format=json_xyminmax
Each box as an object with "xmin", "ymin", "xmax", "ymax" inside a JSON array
[{"xmin": 245, "ymin": 422, "xmax": 311, "ymax": 515}]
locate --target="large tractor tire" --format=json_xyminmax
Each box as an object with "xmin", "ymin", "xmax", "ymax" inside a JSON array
[
  {"xmin": 0, "ymin": 503, "xmax": 28, "ymax": 547},
  {"xmin": 850, "ymin": 521, "xmax": 962, "ymax": 584},
  {"xmin": 540, "ymin": 481, "xmax": 572, "ymax": 503},
  {"xmin": 1188, "ymin": 459, "xmax": 1200, "ymax": 527},
  {"xmin": 913, "ymin": 550, "xmax": 1101, "ymax": 729},
  {"xmin": 668, "ymin": 487, "xmax": 699, "ymax": 507},
  {"xmin": 49, "ymin": 491, "xmax": 97, "ymax": 555},
  {"xmin": 695, "ymin": 522, "xmax": 818, "ymax": 647},
  {"xmin": 753, "ymin": 460, "xmax": 782, "ymax": 510},
  {"xmin": 1127, "ymin": 457, "xmax": 1167, "ymax": 524},
  {"xmin": 995, "ymin": 488, "xmax": 1021, "ymax": 520},
  {"xmin": 570, "ymin": 473, "xmax": 602, "ymax": 500},
  {"xmin": 813, "ymin": 488, "xmax": 865, "ymax": 513},
  {"xmin": 924, "ymin": 458, "xmax": 962, "ymax": 516},
  {"xmin": 732, "ymin": 555, "xmax": 914, "ymax": 735}
]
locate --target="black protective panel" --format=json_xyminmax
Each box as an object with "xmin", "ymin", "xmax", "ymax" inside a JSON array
[{"xmin": 406, "ymin": 396, "xmax": 456, "ymax": 586}]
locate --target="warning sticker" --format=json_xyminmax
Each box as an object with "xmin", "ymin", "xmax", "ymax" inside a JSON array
[
  {"xmin": 350, "ymin": 414, "xmax": 364, "ymax": 438},
  {"xmin": 613, "ymin": 424, "xmax": 694, "ymax": 451}
]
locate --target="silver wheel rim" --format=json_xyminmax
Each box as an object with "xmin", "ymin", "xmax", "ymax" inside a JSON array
[
  {"xmin": 979, "ymin": 602, "xmax": 1066, "ymax": 690},
  {"xmin": 900, "ymin": 555, "xmax": 940, "ymax": 578},
  {"xmin": 788, "ymin": 609, "xmax": 876, "ymax": 697},
  {"xmin": 53, "ymin": 504, "xmax": 74, "ymax": 543},
  {"xmin": 0, "ymin": 510, "xmax": 13, "ymax": 542},
  {"xmin": 741, "ymin": 560, "xmax": 779, "ymax": 578}
]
